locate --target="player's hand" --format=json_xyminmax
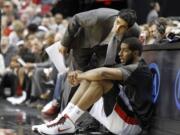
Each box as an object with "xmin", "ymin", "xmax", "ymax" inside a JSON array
[{"xmin": 68, "ymin": 70, "xmax": 82, "ymax": 86}]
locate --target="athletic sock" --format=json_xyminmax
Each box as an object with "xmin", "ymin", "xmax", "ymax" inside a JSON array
[
  {"xmin": 67, "ymin": 105, "xmax": 84, "ymax": 123},
  {"xmin": 61, "ymin": 102, "xmax": 75, "ymax": 115}
]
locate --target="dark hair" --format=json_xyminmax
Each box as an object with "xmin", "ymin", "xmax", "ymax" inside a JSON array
[
  {"xmin": 157, "ymin": 23, "xmax": 165, "ymax": 35},
  {"xmin": 122, "ymin": 37, "xmax": 143, "ymax": 56},
  {"xmin": 155, "ymin": 18, "xmax": 167, "ymax": 35},
  {"xmin": 123, "ymin": 23, "xmax": 141, "ymax": 38},
  {"xmin": 27, "ymin": 23, "xmax": 38, "ymax": 33},
  {"xmin": 117, "ymin": 9, "xmax": 137, "ymax": 28},
  {"xmin": 150, "ymin": 2, "xmax": 159, "ymax": 9}
]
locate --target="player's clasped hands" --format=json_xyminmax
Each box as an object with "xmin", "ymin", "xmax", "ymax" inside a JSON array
[{"xmin": 68, "ymin": 70, "xmax": 82, "ymax": 87}]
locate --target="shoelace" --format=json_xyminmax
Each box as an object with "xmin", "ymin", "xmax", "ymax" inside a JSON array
[
  {"xmin": 47, "ymin": 115, "xmax": 69, "ymax": 128},
  {"xmin": 46, "ymin": 114, "xmax": 62, "ymax": 126}
]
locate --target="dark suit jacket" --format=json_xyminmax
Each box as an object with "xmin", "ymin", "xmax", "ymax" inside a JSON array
[
  {"xmin": 61, "ymin": 8, "xmax": 118, "ymax": 49},
  {"xmin": 61, "ymin": 8, "xmax": 141, "ymax": 66}
]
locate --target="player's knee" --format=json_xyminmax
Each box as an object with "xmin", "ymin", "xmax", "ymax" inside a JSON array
[
  {"xmin": 81, "ymin": 80, "xmax": 90, "ymax": 85},
  {"xmin": 89, "ymin": 81, "xmax": 112, "ymax": 94},
  {"xmin": 90, "ymin": 81, "xmax": 103, "ymax": 89},
  {"xmin": 99, "ymin": 80, "xmax": 113, "ymax": 93}
]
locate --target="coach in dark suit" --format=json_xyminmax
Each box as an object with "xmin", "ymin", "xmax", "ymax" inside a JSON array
[{"xmin": 59, "ymin": 8, "xmax": 140, "ymax": 71}]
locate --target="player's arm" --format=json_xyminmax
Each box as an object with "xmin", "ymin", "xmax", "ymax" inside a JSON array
[{"xmin": 77, "ymin": 67, "xmax": 124, "ymax": 81}]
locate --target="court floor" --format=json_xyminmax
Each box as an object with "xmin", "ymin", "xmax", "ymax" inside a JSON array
[{"xmin": 0, "ymin": 98, "xmax": 112, "ymax": 135}]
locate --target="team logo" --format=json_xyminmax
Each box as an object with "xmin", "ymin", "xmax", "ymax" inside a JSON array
[
  {"xmin": 175, "ymin": 70, "xmax": 180, "ymax": 110},
  {"xmin": 149, "ymin": 63, "xmax": 160, "ymax": 103}
]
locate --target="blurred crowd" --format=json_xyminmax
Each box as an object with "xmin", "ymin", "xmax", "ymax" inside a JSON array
[
  {"xmin": 140, "ymin": 1, "xmax": 180, "ymax": 45},
  {"xmin": 0, "ymin": 0, "xmax": 68, "ymax": 107}
]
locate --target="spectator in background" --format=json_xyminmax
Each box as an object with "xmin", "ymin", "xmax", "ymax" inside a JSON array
[
  {"xmin": 139, "ymin": 24, "xmax": 156, "ymax": 45},
  {"xmin": 2, "ymin": 1, "xmax": 17, "ymax": 24},
  {"xmin": 20, "ymin": 13, "xmax": 29, "ymax": 26},
  {"xmin": 24, "ymin": 32, "xmax": 57, "ymax": 105},
  {"xmin": 41, "ymin": 16, "xmax": 50, "ymax": 30},
  {"xmin": 148, "ymin": 18, "xmax": 168, "ymax": 44},
  {"xmin": 23, "ymin": 5, "xmax": 42, "ymax": 26},
  {"xmin": 50, "ymin": 13, "xmax": 66, "ymax": 34},
  {"xmin": 147, "ymin": 1, "xmax": 160, "ymax": 24},
  {"xmin": 41, "ymin": 72, "xmax": 67, "ymax": 117},
  {"xmin": 0, "ymin": 37, "xmax": 18, "ymax": 98},
  {"xmin": 0, "ymin": 36, "xmax": 17, "ymax": 67},
  {"xmin": 154, "ymin": 18, "xmax": 169, "ymax": 44},
  {"xmin": 25, "ymin": 23, "xmax": 39, "ymax": 38},
  {"xmin": 9, "ymin": 20, "xmax": 25, "ymax": 46}
]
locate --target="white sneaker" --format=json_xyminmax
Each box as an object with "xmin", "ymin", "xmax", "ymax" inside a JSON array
[
  {"xmin": 32, "ymin": 124, "xmax": 41, "ymax": 133},
  {"xmin": 6, "ymin": 97, "xmax": 16, "ymax": 104},
  {"xmin": 32, "ymin": 113, "xmax": 62, "ymax": 133},
  {"xmin": 37, "ymin": 114, "xmax": 76, "ymax": 135},
  {"xmin": 15, "ymin": 91, "xmax": 27, "ymax": 104},
  {"xmin": 6, "ymin": 91, "xmax": 27, "ymax": 105},
  {"xmin": 41, "ymin": 100, "xmax": 53, "ymax": 113}
]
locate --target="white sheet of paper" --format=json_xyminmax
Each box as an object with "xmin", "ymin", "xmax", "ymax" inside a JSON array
[{"xmin": 45, "ymin": 42, "xmax": 68, "ymax": 74}]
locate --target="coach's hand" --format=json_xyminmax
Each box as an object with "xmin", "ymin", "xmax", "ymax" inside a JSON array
[{"xmin": 59, "ymin": 44, "xmax": 68, "ymax": 55}]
